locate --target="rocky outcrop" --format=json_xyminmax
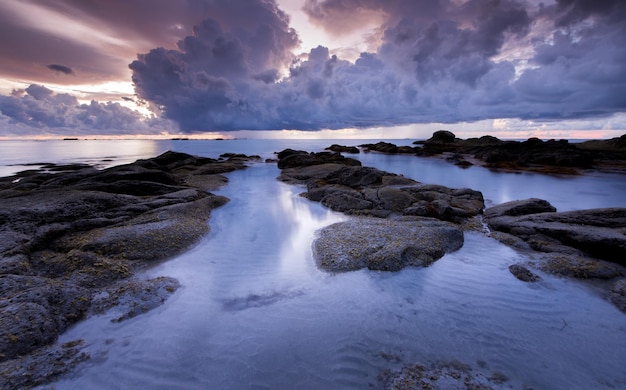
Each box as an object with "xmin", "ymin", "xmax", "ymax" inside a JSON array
[
  {"xmin": 413, "ymin": 131, "xmax": 626, "ymax": 174},
  {"xmin": 0, "ymin": 151, "xmax": 253, "ymax": 384},
  {"xmin": 484, "ymin": 199, "xmax": 626, "ymax": 265},
  {"xmin": 278, "ymin": 151, "xmax": 484, "ymax": 223},
  {"xmin": 276, "ymin": 149, "xmax": 361, "ymax": 169},
  {"xmin": 360, "ymin": 141, "xmax": 418, "ymax": 154},
  {"xmin": 484, "ymin": 198, "xmax": 626, "ymax": 312},
  {"xmin": 276, "ymin": 149, "xmax": 481, "ymax": 273},
  {"xmin": 313, "ymin": 217, "xmax": 464, "ymax": 272},
  {"xmin": 325, "ymin": 144, "xmax": 360, "ymax": 154}
]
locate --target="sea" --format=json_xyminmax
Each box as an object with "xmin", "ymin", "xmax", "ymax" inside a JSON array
[{"xmin": 2, "ymin": 139, "xmax": 626, "ymax": 389}]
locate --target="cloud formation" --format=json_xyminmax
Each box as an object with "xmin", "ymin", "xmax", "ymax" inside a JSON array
[
  {"xmin": 0, "ymin": 84, "xmax": 172, "ymax": 136},
  {"xmin": 0, "ymin": 0, "xmax": 625, "ymax": 135},
  {"xmin": 128, "ymin": 0, "xmax": 626, "ymax": 132},
  {"xmin": 47, "ymin": 64, "xmax": 74, "ymax": 75}
]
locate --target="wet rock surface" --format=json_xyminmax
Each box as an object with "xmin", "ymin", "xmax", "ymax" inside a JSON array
[
  {"xmin": 0, "ymin": 151, "xmax": 253, "ymax": 387},
  {"xmin": 313, "ymin": 217, "xmax": 464, "ymax": 272},
  {"xmin": 484, "ymin": 199, "xmax": 626, "ymax": 266},
  {"xmin": 485, "ymin": 198, "xmax": 626, "ymax": 311},
  {"xmin": 276, "ymin": 148, "xmax": 480, "ymax": 272},
  {"xmin": 278, "ymin": 151, "xmax": 484, "ymax": 223}
]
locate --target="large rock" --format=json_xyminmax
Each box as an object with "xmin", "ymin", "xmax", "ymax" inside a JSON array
[
  {"xmin": 313, "ymin": 217, "xmax": 464, "ymax": 272},
  {"xmin": 485, "ymin": 200, "xmax": 626, "ymax": 266},
  {"xmin": 276, "ymin": 150, "xmax": 361, "ymax": 169}
]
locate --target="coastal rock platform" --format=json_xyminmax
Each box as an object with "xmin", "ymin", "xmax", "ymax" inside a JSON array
[{"xmin": 0, "ymin": 151, "xmax": 254, "ymax": 388}]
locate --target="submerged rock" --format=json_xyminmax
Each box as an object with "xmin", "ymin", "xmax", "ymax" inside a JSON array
[
  {"xmin": 509, "ymin": 264, "xmax": 541, "ymax": 282},
  {"xmin": 383, "ymin": 359, "xmax": 510, "ymax": 390},
  {"xmin": 313, "ymin": 217, "xmax": 464, "ymax": 272}
]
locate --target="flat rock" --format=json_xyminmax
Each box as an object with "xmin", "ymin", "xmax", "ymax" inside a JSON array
[
  {"xmin": 313, "ymin": 217, "xmax": 464, "ymax": 272},
  {"xmin": 485, "ymin": 202, "xmax": 626, "ymax": 266}
]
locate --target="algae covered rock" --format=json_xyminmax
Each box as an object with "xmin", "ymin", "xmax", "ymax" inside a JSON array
[{"xmin": 313, "ymin": 217, "xmax": 463, "ymax": 272}]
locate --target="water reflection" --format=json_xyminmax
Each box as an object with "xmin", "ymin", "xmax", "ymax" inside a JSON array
[{"xmin": 276, "ymin": 183, "xmax": 346, "ymax": 278}]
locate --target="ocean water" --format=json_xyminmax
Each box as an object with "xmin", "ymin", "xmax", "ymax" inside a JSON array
[{"xmin": 1, "ymin": 139, "xmax": 626, "ymax": 389}]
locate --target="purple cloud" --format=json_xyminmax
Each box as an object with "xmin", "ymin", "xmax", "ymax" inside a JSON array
[
  {"xmin": 47, "ymin": 64, "xmax": 75, "ymax": 75},
  {"xmin": 130, "ymin": 0, "xmax": 626, "ymax": 131},
  {"xmin": 0, "ymin": 85, "xmax": 172, "ymax": 135}
]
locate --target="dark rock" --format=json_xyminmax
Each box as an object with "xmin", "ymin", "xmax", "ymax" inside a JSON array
[
  {"xmin": 411, "ymin": 131, "xmax": 619, "ymax": 174},
  {"xmin": 484, "ymin": 198, "xmax": 557, "ymax": 218},
  {"xmin": 276, "ymin": 150, "xmax": 361, "ymax": 169},
  {"xmin": 485, "ymin": 203, "xmax": 626, "ymax": 266},
  {"xmin": 0, "ymin": 150, "xmax": 253, "ymax": 376},
  {"xmin": 536, "ymin": 253, "xmax": 624, "ymax": 280},
  {"xmin": 313, "ymin": 217, "xmax": 464, "ymax": 272},
  {"xmin": 325, "ymin": 144, "xmax": 360, "ymax": 154},
  {"xmin": 0, "ymin": 338, "xmax": 89, "ymax": 389},
  {"xmin": 278, "ymin": 160, "xmax": 484, "ymax": 223},
  {"xmin": 427, "ymin": 130, "xmax": 457, "ymax": 144},
  {"xmin": 509, "ymin": 264, "xmax": 541, "ymax": 282}
]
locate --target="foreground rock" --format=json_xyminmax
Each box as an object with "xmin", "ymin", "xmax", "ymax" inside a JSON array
[
  {"xmin": 0, "ymin": 151, "xmax": 253, "ymax": 387},
  {"xmin": 484, "ymin": 198, "xmax": 626, "ymax": 312},
  {"xmin": 485, "ymin": 199, "xmax": 626, "ymax": 265},
  {"xmin": 313, "ymin": 217, "xmax": 464, "ymax": 272}
]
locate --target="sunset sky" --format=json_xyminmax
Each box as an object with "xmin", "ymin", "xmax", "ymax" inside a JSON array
[{"xmin": 0, "ymin": 0, "xmax": 625, "ymax": 139}]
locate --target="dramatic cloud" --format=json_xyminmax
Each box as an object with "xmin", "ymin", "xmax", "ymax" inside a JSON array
[
  {"xmin": 1, "ymin": 0, "xmax": 625, "ymax": 135},
  {"xmin": 128, "ymin": 0, "xmax": 626, "ymax": 132},
  {"xmin": 47, "ymin": 64, "xmax": 74, "ymax": 75},
  {"xmin": 0, "ymin": 84, "xmax": 173, "ymax": 136}
]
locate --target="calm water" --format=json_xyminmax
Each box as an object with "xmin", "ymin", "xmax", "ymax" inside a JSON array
[{"xmin": 1, "ymin": 140, "xmax": 626, "ymax": 389}]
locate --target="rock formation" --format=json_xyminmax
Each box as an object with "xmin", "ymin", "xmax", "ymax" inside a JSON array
[{"xmin": 0, "ymin": 151, "xmax": 254, "ymax": 387}]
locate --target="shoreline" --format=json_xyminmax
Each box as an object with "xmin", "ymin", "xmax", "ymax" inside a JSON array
[
  {"xmin": 0, "ymin": 151, "xmax": 258, "ymax": 388},
  {"xmin": 1, "ymin": 134, "xmax": 625, "ymax": 388}
]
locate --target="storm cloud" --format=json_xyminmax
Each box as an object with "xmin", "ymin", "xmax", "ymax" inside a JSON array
[
  {"xmin": 1, "ymin": 0, "xmax": 625, "ymax": 135},
  {"xmin": 128, "ymin": 0, "xmax": 626, "ymax": 132},
  {"xmin": 0, "ymin": 84, "xmax": 171, "ymax": 136}
]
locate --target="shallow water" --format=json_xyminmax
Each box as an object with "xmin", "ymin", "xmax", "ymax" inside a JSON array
[{"xmin": 2, "ymin": 140, "xmax": 626, "ymax": 389}]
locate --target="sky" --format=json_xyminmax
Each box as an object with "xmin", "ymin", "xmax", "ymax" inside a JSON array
[{"xmin": 0, "ymin": 0, "xmax": 625, "ymax": 139}]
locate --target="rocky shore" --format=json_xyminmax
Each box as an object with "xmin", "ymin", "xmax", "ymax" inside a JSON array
[
  {"xmin": 2, "ymin": 136, "xmax": 626, "ymax": 388},
  {"xmin": 359, "ymin": 130, "xmax": 626, "ymax": 175},
  {"xmin": 0, "ymin": 151, "xmax": 256, "ymax": 388},
  {"xmin": 275, "ymin": 145, "xmax": 626, "ymax": 315},
  {"xmin": 275, "ymin": 142, "xmax": 626, "ymax": 389}
]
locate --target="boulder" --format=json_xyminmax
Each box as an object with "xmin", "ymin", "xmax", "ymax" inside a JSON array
[{"xmin": 313, "ymin": 217, "xmax": 464, "ymax": 272}]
